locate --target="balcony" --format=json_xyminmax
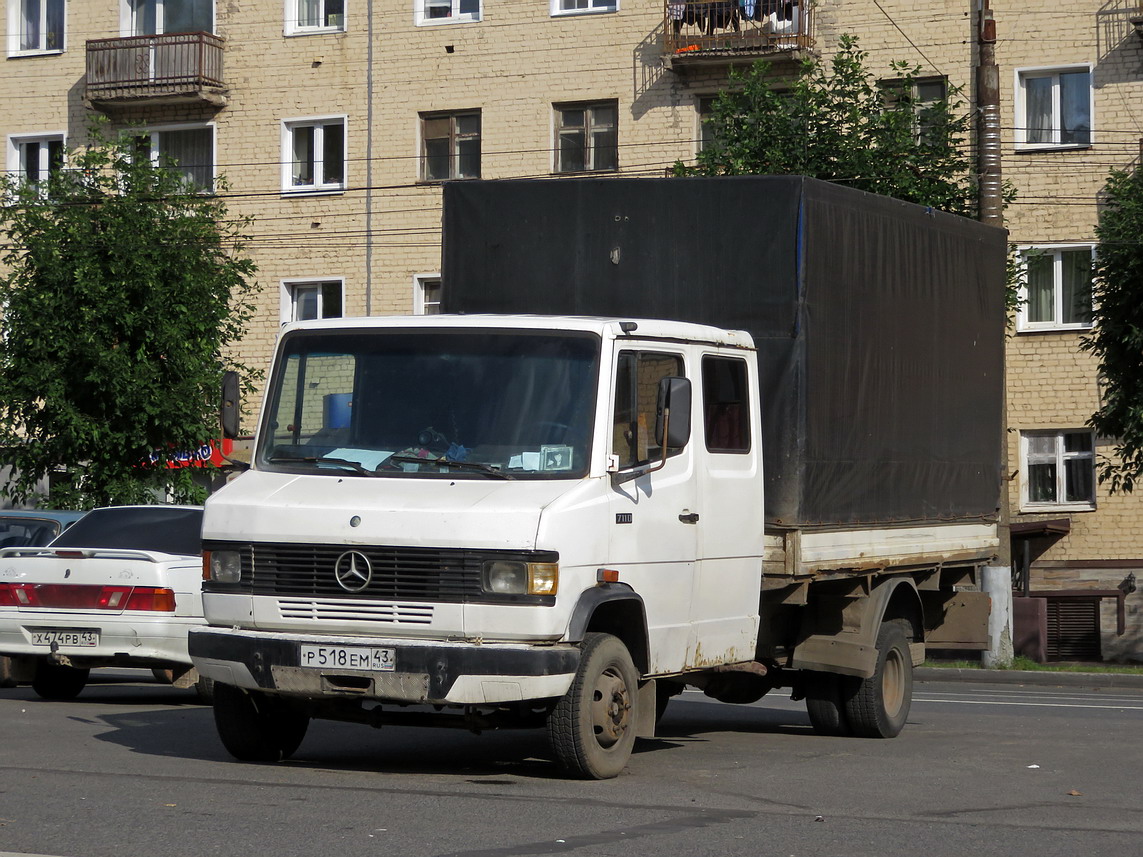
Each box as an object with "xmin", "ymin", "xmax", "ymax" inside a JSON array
[
  {"xmin": 663, "ymin": 0, "xmax": 815, "ymax": 68},
  {"xmin": 85, "ymin": 32, "xmax": 226, "ymax": 109}
]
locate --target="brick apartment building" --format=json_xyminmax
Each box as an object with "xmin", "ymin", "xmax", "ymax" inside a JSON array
[{"xmin": 2, "ymin": 0, "xmax": 1141, "ymax": 660}]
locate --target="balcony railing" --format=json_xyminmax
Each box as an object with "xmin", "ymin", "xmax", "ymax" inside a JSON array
[
  {"xmin": 664, "ymin": 0, "xmax": 814, "ymax": 63},
  {"xmin": 86, "ymin": 31, "xmax": 226, "ymax": 107}
]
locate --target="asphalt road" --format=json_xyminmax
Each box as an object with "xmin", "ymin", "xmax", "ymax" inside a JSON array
[{"xmin": 1, "ymin": 673, "xmax": 1141, "ymax": 857}]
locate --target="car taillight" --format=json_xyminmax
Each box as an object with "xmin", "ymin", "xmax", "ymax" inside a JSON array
[{"xmin": 0, "ymin": 583, "xmax": 176, "ymax": 612}]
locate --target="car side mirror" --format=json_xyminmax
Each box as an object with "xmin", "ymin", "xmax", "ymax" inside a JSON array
[
  {"xmin": 221, "ymin": 371, "xmax": 240, "ymax": 440},
  {"xmin": 654, "ymin": 376, "xmax": 691, "ymax": 450}
]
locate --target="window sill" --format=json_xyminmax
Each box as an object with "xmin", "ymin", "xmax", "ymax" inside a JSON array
[
  {"xmin": 1015, "ymin": 324, "xmax": 1093, "ymax": 335},
  {"xmin": 285, "ymin": 27, "xmax": 347, "ymax": 38},
  {"xmin": 553, "ymin": 167, "xmax": 619, "ymax": 175},
  {"xmin": 415, "ymin": 16, "xmax": 482, "ymax": 27},
  {"xmin": 1013, "ymin": 143, "xmax": 1092, "ymax": 153},
  {"xmin": 7, "ymin": 48, "xmax": 65, "ymax": 58},
  {"xmin": 1020, "ymin": 502, "xmax": 1095, "ymax": 514},
  {"xmin": 551, "ymin": 7, "xmax": 618, "ymax": 16},
  {"xmin": 281, "ymin": 187, "xmax": 346, "ymax": 197}
]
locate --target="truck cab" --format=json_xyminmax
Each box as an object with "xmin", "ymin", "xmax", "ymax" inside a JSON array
[{"xmin": 191, "ymin": 314, "xmax": 765, "ymax": 778}]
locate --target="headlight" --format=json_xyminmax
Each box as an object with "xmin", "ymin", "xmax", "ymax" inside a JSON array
[
  {"xmin": 482, "ymin": 560, "xmax": 558, "ymax": 596},
  {"xmin": 207, "ymin": 550, "xmax": 242, "ymax": 584}
]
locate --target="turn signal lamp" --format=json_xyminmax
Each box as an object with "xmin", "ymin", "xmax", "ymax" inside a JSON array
[{"xmin": 482, "ymin": 561, "xmax": 559, "ymax": 596}]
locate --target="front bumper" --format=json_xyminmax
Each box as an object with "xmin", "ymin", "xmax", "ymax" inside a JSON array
[{"xmin": 189, "ymin": 627, "xmax": 580, "ymax": 705}]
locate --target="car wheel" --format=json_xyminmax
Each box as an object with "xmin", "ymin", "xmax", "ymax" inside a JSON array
[
  {"xmin": 212, "ymin": 683, "xmax": 310, "ymax": 762},
  {"xmin": 32, "ymin": 661, "xmax": 89, "ymax": 700},
  {"xmin": 547, "ymin": 633, "xmax": 638, "ymax": 779}
]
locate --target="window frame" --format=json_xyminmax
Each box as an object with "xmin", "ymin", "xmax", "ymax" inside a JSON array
[
  {"xmin": 1019, "ymin": 429, "xmax": 1096, "ymax": 512},
  {"xmin": 1015, "ymin": 244, "xmax": 1095, "ymax": 333},
  {"xmin": 281, "ymin": 115, "xmax": 347, "ymax": 195},
  {"xmin": 8, "ymin": 0, "xmax": 66, "ymax": 56},
  {"xmin": 7, "ymin": 131, "xmax": 65, "ymax": 186},
  {"xmin": 414, "ymin": 0, "xmax": 480, "ymax": 26},
  {"xmin": 550, "ymin": 0, "xmax": 617, "ymax": 16},
  {"xmin": 413, "ymin": 273, "xmax": 442, "ymax": 315},
  {"xmin": 611, "ymin": 349, "xmax": 688, "ymax": 471},
  {"xmin": 280, "ymin": 277, "xmax": 345, "ymax": 324},
  {"xmin": 419, "ymin": 110, "xmax": 481, "ymax": 182},
  {"xmin": 285, "ymin": 0, "xmax": 345, "ymax": 35},
  {"xmin": 1014, "ymin": 64, "xmax": 1094, "ymax": 151},
  {"xmin": 702, "ymin": 355, "xmax": 751, "ymax": 455},
  {"xmin": 554, "ymin": 100, "xmax": 619, "ymax": 174},
  {"xmin": 135, "ymin": 122, "xmax": 216, "ymax": 192}
]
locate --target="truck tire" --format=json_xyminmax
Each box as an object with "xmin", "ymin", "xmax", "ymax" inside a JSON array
[
  {"xmin": 195, "ymin": 675, "xmax": 216, "ymax": 704},
  {"xmin": 804, "ymin": 671, "xmax": 852, "ymax": 737},
  {"xmin": 0, "ymin": 656, "xmax": 15, "ymax": 688},
  {"xmin": 31, "ymin": 661, "xmax": 89, "ymax": 700},
  {"xmin": 212, "ymin": 683, "xmax": 310, "ymax": 763},
  {"xmin": 843, "ymin": 619, "xmax": 913, "ymax": 738},
  {"xmin": 548, "ymin": 633, "xmax": 638, "ymax": 779}
]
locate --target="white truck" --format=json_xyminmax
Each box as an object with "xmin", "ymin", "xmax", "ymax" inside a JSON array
[{"xmin": 191, "ymin": 176, "xmax": 1006, "ymax": 778}]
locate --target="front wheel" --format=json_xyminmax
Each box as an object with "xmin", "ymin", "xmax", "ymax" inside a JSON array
[
  {"xmin": 843, "ymin": 619, "xmax": 914, "ymax": 738},
  {"xmin": 212, "ymin": 683, "xmax": 310, "ymax": 762},
  {"xmin": 548, "ymin": 633, "xmax": 639, "ymax": 779},
  {"xmin": 32, "ymin": 661, "xmax": 89, "ymax": 700}
]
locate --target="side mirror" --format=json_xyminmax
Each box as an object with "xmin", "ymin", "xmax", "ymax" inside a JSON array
[
  {"xmin": 220, "ymin": 371, "xmax": 240, "ymax": 440},
  {"xmin": 654, "ymin": 376, "xmax": 691, "ymax": 450}
]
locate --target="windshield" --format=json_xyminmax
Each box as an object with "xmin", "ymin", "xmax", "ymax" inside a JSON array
[{"xmin": 257, "ymin": 328, "xmax": 600, "ymax": 479}]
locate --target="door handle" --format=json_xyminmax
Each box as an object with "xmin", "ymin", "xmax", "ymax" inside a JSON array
[{"xmin": 679, "ymin": 512, "xmax": 699, "ymax": 524}]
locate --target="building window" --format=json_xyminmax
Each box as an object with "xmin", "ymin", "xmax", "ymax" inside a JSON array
[
  {"xmin": 283, "ymin": 117, "xmax": 346, "ymax": 193},
  {"xmin": 555, "ymin": 101, "xmax": 618, "ymax": 173},
  {"xmin": 1016, "ymin": 246, "xmax": 1093, "ymax": 331},
  {"xmin": 880, "ymin": 76, "xmax": 948, "ymax": 145},
  {"xmin": 8, "ymin": 0, "xmax": 64, "ymax": 54},
  {"xmin": 1021, "ymin": 431, "xmax": 1095, "ymax": 510},
  {"xmin": 415, "ymin": 0, "xmax": 479, "ymax": 25},
  {"xmin": 551, "ymin": 0, "xmax": 616, "ymax": 14},
  {"xmin": 420, "ymin": 111, "xmax": 480, "ymax": 181},
  {"xmin": 697, "ymin": 95, "xmax": 717, "ymax": 153},
  {"xmin": 8, "ymin": 133, "xmax": 64, "ymax": 185},
  {"xmin": 287, "ymin": 0, "xmax": 344, "ymax": 34},
  {"xmin": 137, "ymin": 126, "xmax": 214, "ymax": 191},
  {"xmin": 124, "ymin": 0, "xmax": 213, "ymax": 36},
  {"xmin": 1016, "ymin": 66, "xmax": 1092, "ymax": 149},
  {"xmin": 414, "ymin": 275, "xmax": 442, "ymax": 314},
  {"xmin": 283, "ymin": 279, "xmax": 343, "ymax": 323}
]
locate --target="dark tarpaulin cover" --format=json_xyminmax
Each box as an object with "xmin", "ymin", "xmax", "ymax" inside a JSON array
[{"xmin": 441, "ymin": 176, "xmax": 1006, "ymax": 530}]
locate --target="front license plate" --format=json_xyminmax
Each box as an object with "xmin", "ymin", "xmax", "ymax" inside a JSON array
[
  {"xmin": 298, "ymin": 644, "xmax": 395, "ymax": 671},
  {"xmin": 30, "ymin": 629, "xmax": 99, "ymax": 647}
]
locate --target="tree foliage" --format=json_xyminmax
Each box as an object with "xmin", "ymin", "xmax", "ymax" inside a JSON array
[
  {"xmin": 677, "ymin": 35, "xmax": 977, "ymax": 217},
  {"xmin": 1083, "ymin": 167, "xmax": 1143, "ymax": 493},
  {"xmin": 0, "ymin": 126, "xmax": 258, "ymax": 509}
]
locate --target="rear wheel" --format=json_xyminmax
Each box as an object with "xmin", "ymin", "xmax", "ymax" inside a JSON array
[
  {"xmin": 804, "ymin": 670, "xmax": 852, "ymax": 737},
  {"xmin": 843, "ymin": 619, "xmax": 913, "ymax": 738},
  {"xmin": 548, "ymin": 633, "xmax": 639, "ymax": 779},
  {"xmin": 212, "ymin": 683, "xmax": 310, "ymax": 762},
  {"xmin": 31, "ymin": 661, "xmax": 89, "ymax": 700},
  {"xmin": 0, "ymin": 656, "xmax": 15, "ymax": 689}
]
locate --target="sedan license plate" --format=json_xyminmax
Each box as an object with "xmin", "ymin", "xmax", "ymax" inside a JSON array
[
  {"xmin": 299, "ymin": 645, "xmax": 395, "ymax": 671},
  {"xmin": 30, "ymin": 629, "xmax": 99, "ymax": 647}
]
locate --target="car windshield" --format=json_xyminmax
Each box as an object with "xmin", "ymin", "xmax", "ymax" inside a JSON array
[
  {"xmin": 0, "ymin": 516, "xmax": 63, "ymax": 548},
  {"xmin": 50, "ymin": 507, "xmax": 203, "ymax": 556},
  {"xmin": 257, "ymin": 328, "xmax": 600, "ymax": 479}
]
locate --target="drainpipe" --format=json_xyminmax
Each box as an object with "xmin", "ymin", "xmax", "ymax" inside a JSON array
[{"xmin": 364, "ymin": 0, "xmax": 375, "ymax": 315}]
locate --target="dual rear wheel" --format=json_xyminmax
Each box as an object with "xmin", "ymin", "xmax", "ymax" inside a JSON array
[{"xmin": 804, "ymin": 619, "xmax": 914, "ymax": 739}]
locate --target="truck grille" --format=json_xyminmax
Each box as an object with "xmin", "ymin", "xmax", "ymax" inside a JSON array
[{"xmin": 246, "ymin": 543, "xmax": 482, "ymax": 602}]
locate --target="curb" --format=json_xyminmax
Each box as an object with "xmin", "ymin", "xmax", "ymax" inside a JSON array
[{"xmin": 916, "ymin": 667, "xmax": 1143, "ymax": 688}]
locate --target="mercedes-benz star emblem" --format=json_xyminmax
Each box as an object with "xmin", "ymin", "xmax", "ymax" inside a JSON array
[{"xmin": 334, "ymin": 550, "xmax": 373, "ymax": 593}]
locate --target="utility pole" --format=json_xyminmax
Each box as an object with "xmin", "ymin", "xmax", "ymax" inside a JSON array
[{"xmin": 977, "ymin": 0, "xmax": 1014, "ymax": 667}]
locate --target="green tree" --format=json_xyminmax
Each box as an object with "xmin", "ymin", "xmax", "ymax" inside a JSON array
[
  {"xmin": 0, "ymin": 126, "xmax": 258, "ymax": 509},
  {"xmin": 677, "ymin": 35, "xmax": 977, "ymax": 216},
  {"xmin": 1083, "ymin": 167, "xmax": 1143, "ymax": 493}
]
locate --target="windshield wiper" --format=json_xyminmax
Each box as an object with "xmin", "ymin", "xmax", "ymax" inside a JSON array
[
  {"xmin": 267, "ymin": 455, "xmax": 381, "ymax": 476},
  {"xmin": 384, "ymin": 454, "xmax": 515, "ymax": 480}
]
